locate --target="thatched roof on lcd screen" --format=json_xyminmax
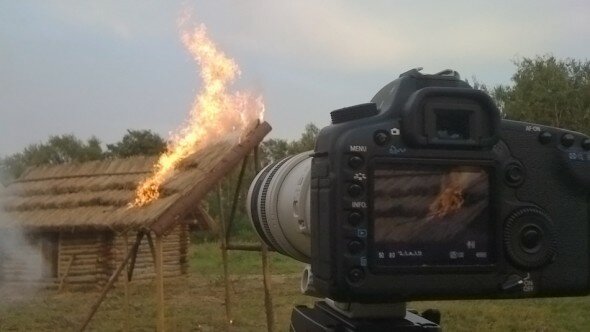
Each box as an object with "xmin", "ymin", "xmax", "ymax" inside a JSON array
[{"xmin": 0, "ymin": 122, "xmax": 271, "ymax": 235}]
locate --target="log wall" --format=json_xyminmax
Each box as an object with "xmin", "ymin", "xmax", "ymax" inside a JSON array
[{"xmin": 1, "ymin": 224, "xmax": 189, "ymax": 289}]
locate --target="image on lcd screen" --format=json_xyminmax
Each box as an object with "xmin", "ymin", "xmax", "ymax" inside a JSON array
[{"xmin": 372, "ymin": 164, "xmax": 492, "ymax": 267}]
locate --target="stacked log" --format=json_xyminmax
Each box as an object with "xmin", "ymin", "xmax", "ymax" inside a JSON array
[{"xmin": 58, "ymin": 231, "xmax": 106, "ymax": 286}]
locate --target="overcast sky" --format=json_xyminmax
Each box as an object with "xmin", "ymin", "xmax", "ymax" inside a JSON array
[{"xmin": 1, "ymin": 1, "xmax": 588, "ymax": 156}]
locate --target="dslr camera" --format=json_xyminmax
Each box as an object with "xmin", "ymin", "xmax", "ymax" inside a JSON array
[{"xmin": 248, "ymin": 68, "xmax": 590, "ymax": 304}]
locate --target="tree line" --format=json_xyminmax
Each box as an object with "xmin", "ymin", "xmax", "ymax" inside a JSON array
[
  {"xmin": 0, "ymin": 130, "xmax": 167, "ymax": 183},
  {"xmin": 1, "ymin": 55, "xmax": 589, "ymax": 184}
]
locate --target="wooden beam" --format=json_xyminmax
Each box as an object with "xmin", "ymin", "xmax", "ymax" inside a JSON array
[
  {"xmin": 127, "ymin": 232, "xmax": 144, "ymax": 282},
  {"xmin": 149, "ymin": 122, "xmax": 271, "ymax": 236},
  {"xmin": 154, "ymin": 234, "xmax": 165, "ymax": 332},
  {"xmin": 78, "ymin": 233, "xmax": 143, "ymax": 332},
  {"xmin": 261, "ymin": 244, "xmax": 275, "ymax": 332},
  {"xmin": 146, "ymin": 232, "xmax": 157, "ymax": 263},
  {"xmin": 226, "ymin": 243, "xmax": 263, "ymax": 251},
  {"xmin": 217, "ymin": 184, "xmax": 233, "ymax": 327},
  {"xmin": 193, "ymin": 205, "xmax": 218, "ymax": 233},
  {"xmin": 225, "ymin": 155, "xmax": 249, "ymax": 243},
  {"xmin": 58, "ymin": 254, "xmax": 76, "ymax": 292}
]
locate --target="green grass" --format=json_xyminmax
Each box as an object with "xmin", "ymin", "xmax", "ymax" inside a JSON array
[
  {"xmin": 188, "ymin": 240, "xmax": 304, "ymax": 276},
  {"xmin": 0, "ymin": 241, "xmax": 589, "ymax": 331},
  {"xmin": 411, "ymin": 297, "xmax": 590, "ymax": 331}
]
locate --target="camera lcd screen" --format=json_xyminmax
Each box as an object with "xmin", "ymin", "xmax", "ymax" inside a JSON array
[{"xmin": 371, "ymin": 164, "xmax": 492, "ymax": 268}]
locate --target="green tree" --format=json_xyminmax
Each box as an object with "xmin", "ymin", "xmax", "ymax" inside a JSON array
[
  {"xmin": 260, "ymin": 138, "xmax": 289, "ymax": 164},
  {"xmin": 493, "ymin": 55, "xmax": 590, "ymax": 134},
  {"xmin": 260, "ymin": 123, "xmax": 320, "ymax": 165},
  {"xmin": 287, "ymin": 123, "xmax": 319, "ymax": 154},
  {"xmin": 0, "ymin": 135, "xmax": 103, "ymax": 180},
  {"xmin": 466, "ymin": 76, "xmax": 490, "ymax": 93},
  {"xmin": 106, "ymin": 129, "xmax": 167, "ymax": 158}
]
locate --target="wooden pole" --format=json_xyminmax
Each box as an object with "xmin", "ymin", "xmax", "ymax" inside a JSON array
[
  {"xmin": 127, "ymin": 231, "xmax": 144, "ymax": 282},
  {"xmin": 58, "ymin": 254, "xmax": 76, "ymax": 292},
  {"xmin": 217, "ymin": 184, "xmax": 233, "ymax": 328},
  {"xmin": 146, "ymin": 232, "xmax": 157, "ymax": 263},
  {"xmin": 261, "ymin": 244, "xmax": 275, "ymax": 332},
  {"xmin": 254, "ymin": 146, "xmax": 275, "ymax": 332},
  {"xmin": 226, "ymin": 243, "xmax": 263, "ymax": 251},
  {"xmin": 78, "ymin": 234, "xmax": 142, "ymax": 332},
  {"xmin": 123, "ymin": 233, "xmax": 130, "ymax": 332},
  {"xmin": 194, "ymin": 204, "xmax": 218, "ymax": 233},
  {"xmin": 225, "ymin": 155, "xmax": 249, "ymax": 243},
  {"xmin": 154, "ymin": 233, "xmax": 165, "ymax": 332}
]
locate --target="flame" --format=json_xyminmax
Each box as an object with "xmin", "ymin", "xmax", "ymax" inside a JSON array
[
  {"xmin": 428, "ymin": 171, "xmax": 467, "ymax": 218},
  {"xmin": 427, "ymin": 169, "xmax": 487, "ymax": 218},
  {"xmin": 132, "ymin": 23, "xmax": 264, "ymax": 207}
]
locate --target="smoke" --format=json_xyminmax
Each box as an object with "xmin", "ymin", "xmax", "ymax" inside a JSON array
[{"xmin": 0, "ymin": 205, "xmax": 45, "ymax": 299}]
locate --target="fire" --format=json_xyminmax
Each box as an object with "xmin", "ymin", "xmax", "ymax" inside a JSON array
[
  {"xmin": 132, "ymin": 23, "xmax": 264, "ymax": 207},
  {"xmin": 428, "ymin": 171, "xmax": 467, "ymax": 218}
]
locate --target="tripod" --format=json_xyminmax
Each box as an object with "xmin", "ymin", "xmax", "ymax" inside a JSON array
[{"xmin": 290, "ymin": 300, "xmax": 441, "ymax": 331}]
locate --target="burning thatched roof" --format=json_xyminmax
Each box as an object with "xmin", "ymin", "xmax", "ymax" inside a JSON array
[{"xmin": 0, "ymin": 122, "xmax": 271, "ymax": 235}]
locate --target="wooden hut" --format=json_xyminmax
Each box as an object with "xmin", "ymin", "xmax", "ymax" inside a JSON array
[{"xmin": 0, "ymin": 122, "xmax": 271, "ymax": 288}]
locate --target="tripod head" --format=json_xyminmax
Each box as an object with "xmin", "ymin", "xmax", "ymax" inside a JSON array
[{"xmin": 290, "ymin": 300, "xmax": 441, "ymax": 332}]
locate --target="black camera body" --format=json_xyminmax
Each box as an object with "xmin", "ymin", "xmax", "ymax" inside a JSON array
[{"xmin": 310, "ymin": 69, "xmax": 590, "ymax": 302}]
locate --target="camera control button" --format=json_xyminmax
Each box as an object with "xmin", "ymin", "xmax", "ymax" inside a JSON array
[
  {"xmin": 348, "ymin": 211, "xmax": 363, "ymax": 226},
  {"xmin": 538, "ymin": 131, "xmax": 552, "ymax": 144},
  {"xmin": 348, "ymin": 240, "xmax": 364, "ymax": 254},
  {"xmin": 561, "ymin": 133, "xmax": 575, "ymax": 147},
  {"xmin": 373, "ymin": 130, "xmax": 390, "ymax": 146},
  {"xmin": 347, "ymin": 268, "xmax": 365, "ymax": 283},
  {"xmin": 520, "ymin": 226, "xmax": 542, "ymax": 253},
  {"xmin": 348, "ymin": 155, "xmax": 364, "ymax": 169},
  {"xmin": 348, "ymin": 184, "xmax": 363, "ymax": 197},
  {"xmin": 504, "ymin": 208, "xmax": 556, "ymax": 269},
  {"xmin": 504, "ymin": 163, "xmax": 525, "ymax": 187},
  {"xmin": 582, "ymin": 138, "xmax": 590, "ymax": 150},
  {"xmin": 501, "ymin": 274, "xmax": 525, "ymax": 291}
]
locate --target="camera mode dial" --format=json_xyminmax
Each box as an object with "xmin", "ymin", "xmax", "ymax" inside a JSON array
[{"xmin": 504, "ymin": 208, "xmax": 556, "ymax": 269}]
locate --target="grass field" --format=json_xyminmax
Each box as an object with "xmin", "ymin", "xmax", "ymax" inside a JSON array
[{"xmin": 1, "ymin": 240, "xmax": 589, "ymax": 331}]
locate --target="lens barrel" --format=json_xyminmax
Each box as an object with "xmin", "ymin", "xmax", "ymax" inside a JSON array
[{"xmin": 247, "ymin": 151, "xmax": 313, "ymax": 262}]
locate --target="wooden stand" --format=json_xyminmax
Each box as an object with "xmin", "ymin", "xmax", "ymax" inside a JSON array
[
  {"xmin": 77, "ymin": 123, "xmax": 274, "ymax": 331},
  {"xmin": 216, "ymin": 147, "xmax": 275, "ymax": 332}
]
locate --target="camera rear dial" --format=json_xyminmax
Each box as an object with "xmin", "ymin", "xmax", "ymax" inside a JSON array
[{"xmin": 504, "ymin": 208, "xmax": 557, "ymax": 269}]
